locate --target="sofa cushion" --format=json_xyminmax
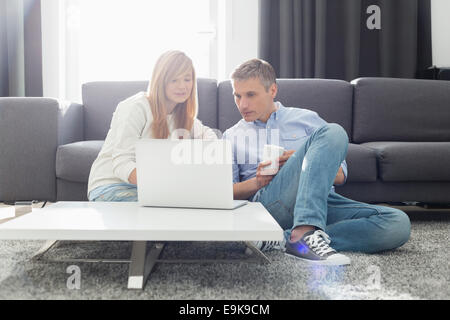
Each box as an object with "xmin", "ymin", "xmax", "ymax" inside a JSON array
[
  {"xmin": 56, "ymin": 179, "xmax": 88, "ymax": 201},
  {"xmin": 352, "ymin": 78, "xmax": 450, "ymax": 143},
  {"xmin": 363, "ymin": 142, "xmax": 450, "ymax": 182},
  {"xmin": 83, "ymin": 78, "xmax": 218, "ymax": 140},
  {"xmin": 56, "ymin": 141, "xmax": 104, "ymax": 183},
  {"xmin": 336, "ymin": 181, "xmax": 450, "ymax": 204},
  {"xmin": 345, "ymin": 143, "xmax": 378, "ymax": 182},
  {"xmin": 218, "ymin": 79, "xmax": 353, "ymax": 139}
]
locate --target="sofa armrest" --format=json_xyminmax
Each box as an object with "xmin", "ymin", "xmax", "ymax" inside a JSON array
[
  {"xmin": 0, "ymin": 98, "xmax": 59, "ymax": 202},
  {"xmin": 58, "ymin": 101, "xmax": 84, "ymax": 146}
]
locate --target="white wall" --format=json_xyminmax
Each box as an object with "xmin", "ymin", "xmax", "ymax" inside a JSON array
[
  {"xmin": 216, "ymin": 0, "xmax": 259, "ymax": 81},
  {"xmin": 431, "ymin": 0, "xmax": 450, "ymax": 67},
  {"xmin": 41, "ymin": 0, "xmax": 80, "ymax": 101},
  {"xmin": 228, "ymin": 0, "xmax": 259, "ymax": 77},
  {"xmin": 41, "ymin": 0, "xmax": 62, "ymax": 99}
]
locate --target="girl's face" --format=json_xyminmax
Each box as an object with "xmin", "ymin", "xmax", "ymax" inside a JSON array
[{"xmin": 165, "ymin": 70, "xmax": 194, "ymax": 108}]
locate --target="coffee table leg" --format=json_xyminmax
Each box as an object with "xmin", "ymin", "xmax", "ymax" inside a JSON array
[
  {"xmin": 31, "ymin": 240, "xmax": 59, "ymax": 261},
  {"xmin": 244, "ymin": 241, "xmax": 271, "ymax": 263},
  {"xmin": 127, "ymin": 241, "xmax": 165, "ymax": 290}
]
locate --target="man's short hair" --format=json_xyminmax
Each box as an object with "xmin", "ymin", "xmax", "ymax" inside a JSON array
[{"xmin": 230, "ymin": 58, "xmax": 277, "ymax": 91}]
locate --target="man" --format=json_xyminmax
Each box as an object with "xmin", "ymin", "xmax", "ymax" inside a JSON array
[{"xmin": 222, "ymin": 59, "xmax": 411, "ymax": 266}]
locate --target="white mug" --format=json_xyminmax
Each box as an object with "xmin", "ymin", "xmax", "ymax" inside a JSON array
[{"xmin": 260, "ymin": 144, "xmax": 285, "ymax": 175}]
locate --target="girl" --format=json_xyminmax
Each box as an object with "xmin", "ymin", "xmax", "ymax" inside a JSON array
[{"xmin": 87, "ymin": 50, "xmax": 217, "ymax": 201}]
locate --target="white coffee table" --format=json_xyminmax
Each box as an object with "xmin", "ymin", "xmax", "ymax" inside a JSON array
[{"xmin": 0, "ymin": 201, "xmax": 283, "ymax": 289}]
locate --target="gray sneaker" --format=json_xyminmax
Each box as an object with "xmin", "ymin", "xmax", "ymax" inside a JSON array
[{"xmin": 285, "ymin": 230, "xmax": 351, "ymax": 266}]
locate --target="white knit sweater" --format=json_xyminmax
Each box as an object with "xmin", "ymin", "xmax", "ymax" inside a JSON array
[{"xmin": 87, "ymin": 92, "xmax": 217, "ymax": 196}]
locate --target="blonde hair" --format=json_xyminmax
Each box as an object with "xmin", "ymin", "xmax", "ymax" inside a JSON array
[{"xmin": 147, "ymin": 50, "xmax": 197, "ymax": 139}]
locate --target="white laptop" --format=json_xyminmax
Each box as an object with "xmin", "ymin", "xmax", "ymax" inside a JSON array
[{"xmin": 135, "ymin": 139, "xmax": 248, "ymax": 210}]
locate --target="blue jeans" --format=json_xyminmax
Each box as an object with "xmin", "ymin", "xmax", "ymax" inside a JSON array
[
  {"xmin": 88, "ymin": 183, "xmax": 138, "ymax": 202},
  {"xmin": 255, "ymin": 124, "xmax": 411, "ymax": 253}
]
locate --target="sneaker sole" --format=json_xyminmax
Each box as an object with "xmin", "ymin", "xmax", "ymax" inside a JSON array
[{"xmin": 285, "ymin": 252, "xmax": 351, "ymax": 266}]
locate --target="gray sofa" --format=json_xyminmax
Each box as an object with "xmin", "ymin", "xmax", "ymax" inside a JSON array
[{"xmin": 1, "ymin": 78, "xmax": 450, "ymax": 205}]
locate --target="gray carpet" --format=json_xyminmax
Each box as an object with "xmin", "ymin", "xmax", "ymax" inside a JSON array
[{"xmin": 0, "ymin": 212, "xmax": 449, "ymax": 300}]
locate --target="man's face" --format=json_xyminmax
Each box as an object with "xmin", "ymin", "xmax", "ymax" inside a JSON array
[{"xmin": 232, "ymin": 77, "xmax": 277, "ymax": 123}]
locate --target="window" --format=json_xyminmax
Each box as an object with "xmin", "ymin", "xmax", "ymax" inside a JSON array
[
  {"xmin": 42, "ymin": 0, "xmax": 216, "ymax": 102},
  {"xmin": 42, "ymin": 0, "xmax": 259, "ymax": 102},
  {"xmin": 77, "ymin": 0, "xmax": 212, "ymax": 81}
]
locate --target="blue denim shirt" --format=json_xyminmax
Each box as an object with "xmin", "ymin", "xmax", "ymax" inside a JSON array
[{"xmin": 222, "ymin": 102, "xmax": 348, "ymax": 200}]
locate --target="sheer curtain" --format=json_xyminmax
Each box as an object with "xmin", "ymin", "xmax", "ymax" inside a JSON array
[{"xmin": 42, "ymin": 0, "xmax": 214, "ymax": 103}]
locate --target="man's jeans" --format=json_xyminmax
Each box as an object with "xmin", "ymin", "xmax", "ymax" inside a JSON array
[{"xmin": 255, "ymin": 124, "xmax": 411, "ymax": 253}]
